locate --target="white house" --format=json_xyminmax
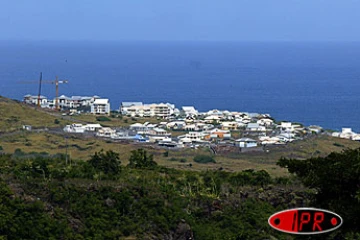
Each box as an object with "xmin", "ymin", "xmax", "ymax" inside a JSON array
[
  {"xmin": 22, "ymin": 125, "xmax": 32, "ymax": 131},
  {"xmin": 235, "ymin": 138, "xmax": 258, "ymax": 148},
  {"xmin": 308, "ymin": 125, "xmax": 323, "ymax": 134},
  {"xmin": 182, "ymin": 106, "xmax": 198, "ymax": 117},
  {"xmin": 204, "ymin": 115, "xmax": 221, "ymax": 124},
  {"xmin": 23, "ymin": 94, "xmax": 48, "ymax": 106},
  {"xmin": 91, "ymin": 99, "xmax": 110, "ymax": 115},
  {"xmin": 149, "ymin": 128, "xmax": 171, "ymax": 137},
  {"xmin": 257, "ymin": 118, "xmax": 274, "ymax": 126},
  {"xmin": 84, "ymin": 124, "xmax": 103, "ymax": 132},
  {"xmin": 259, "ymin": 136, "xmax": 282, "ymax": 145},
  {"xmin": 275, "ymin": 134, "xmax": 294, "ymax": 143},
  {"xmin": 246, "ymin": 123, "xmax": 266, "ymax": 132},
  {"xmin": 220, "ymin": 121, "xmax": 238, "ymax": 130},
  {"xmin": 183, "ymin": 122, "xmax": 212, "ymax": 131},
  {"xmin": 339, "ymin": 128, "xmax": 356, "ymax": 140},
  {"xmin": 120, "ymin": 102, "xmax": 144, "ymax": 115},
  {"xmin": 182, "ymin": 132, "xmax": 204, "ymax": 142},
  {"xmin": 166, "ymin": 121, "xmax": 186, "ymax": 130},
  {"xmin": 96, "ymin": 127, "xmax": 116, "ymax": 138},
  {"xmin": 206, "ymin": 109, "xmax": 223, "ymax": 116},
  {"xmin": 63, "ymin": 124, "xmax": 86, "ymax": 133},
  {"xmin": 130, "ymin": 122, "xmax": 157, "ymax": 134},
  {"xmin": 279, "ymin": 122, "xmax": 295, "ymax": 133},
  {"xmin": 179, "ymin": 137, "xmax": 193, "ymax": 144},
  {"xmin": 352, "ymin": 134, "xmax": 360, "ymax": 141}
]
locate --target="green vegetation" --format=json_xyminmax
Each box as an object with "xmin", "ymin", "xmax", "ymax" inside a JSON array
[
  {"xmin": 333, "ymin": 142, "xmax": 345, "ymax": 147},
  {"xmin": 0, "ymin": 149, "xmax": 295, "ymax": 239},
  {"xmin": 0, "ymin": 96, "xmax": 71, "ymax": 131},
  {"xmin": 163, "ymin": 150, "xmax": 169, "ymax": 157},
  {"xmin": 89, "ymin": 149, "xmax": 121, "ymax": 175},
  {"xmin": 194, "ymin": 155, "xmax": 216, "ymax": 163},
  {"xmin": 128, "ymin": 148, "xmax": 157, "ymax": 169},
  {"xmin": 2, "ymin": 96, "xmax": 360, "ymax": 238},
  {"xmin": 168, "ymin": 157, "xmax": 187, "ymax": 163},
  {"xmin": 0, "ymin": 145, "xmax": 360, "ymax": 238},
  {"xmin": 278, "ymin": 148, "xmax": 360, "ymax": 239},
  {"xmin": 96, "ymin": 116, "xmax": 111, "ymax": 122}
]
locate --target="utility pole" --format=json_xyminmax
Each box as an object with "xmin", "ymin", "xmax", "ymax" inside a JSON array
[{"xmin": 65, "ymin": 136, "xmax": 68, "ymax": 165}]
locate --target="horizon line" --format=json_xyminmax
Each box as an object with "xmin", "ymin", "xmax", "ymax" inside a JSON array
[{"xmin": 1, "ymin": 39, "xmax": 360, "ymax": 44}]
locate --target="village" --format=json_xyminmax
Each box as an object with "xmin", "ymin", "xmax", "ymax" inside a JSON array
[{"xmin": 23, "ymin": 94, "xmax": 360, "ymax": 151}]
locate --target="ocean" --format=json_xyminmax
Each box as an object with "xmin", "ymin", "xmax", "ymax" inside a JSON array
[{"xmin": 0, "ymin": 41, "xmax": 360, "ymax": 132}]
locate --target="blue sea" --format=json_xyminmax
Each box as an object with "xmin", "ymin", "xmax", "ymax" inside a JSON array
[{"xmin": 0, "ymin": 41, "xmax": 360, "ymax": 132}]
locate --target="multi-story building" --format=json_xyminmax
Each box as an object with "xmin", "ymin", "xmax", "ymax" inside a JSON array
[
  {"xmin": 91, "ymin": 99, "xmax": 110, "ymax": 115},
  {"xmin": 24, "ymin": 94, "xmax": 100, "ymax": 110},
  {"xmin": 120, "ymin": 102, "xmax": 144, "ymax": 115},
  {"xmin": 120, "ymin": 102, "xmax": 176, "ymax": 118},
  {"xmin": 23, "ymin": 95, "xmax": 48, "ymax": 106}
]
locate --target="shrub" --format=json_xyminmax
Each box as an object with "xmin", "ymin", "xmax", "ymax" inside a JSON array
[
  {"xmin": 54, "ymin": 119, "xmax": 60, "ymax": 124},
  {"xmin": 96, "ymin": 116, "xmax": 111, "ymax": 122},
  {"xmin": 13, "ymin": 148, "xmax": 24, "ymax": 156},
  {"xmin": 128, "ymin": 149, "xmax": 157, "ymax": 169},
  {"xmin": 333, "ymin": 142, "xmax": 344, "ymax": 147},
  {"xmin": 193, "ymin": 155, "xmax": 216, "ymax": 164},
  {"xmin": 89, "ymin": 149, "xmax": 121, "ymax": 175},
  {"xmin": 168, "ymin": 157, "xmax": 187, "ymax": 163}
]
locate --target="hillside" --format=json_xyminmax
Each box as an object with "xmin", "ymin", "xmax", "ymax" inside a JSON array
[
  {"xmin": 1, "ymin": 96, "xmax": 360, "ymax": 239},
  {"xmin": 0, "ymin": 96, "xmax": 70, "ymax": 132},
  {"xmin": 1, "ymin": 95, "xmax": 360, "ymax": 177},
  {"xmin": 1, "ymin": 148, "xmax": 360, "ymax": 239}
]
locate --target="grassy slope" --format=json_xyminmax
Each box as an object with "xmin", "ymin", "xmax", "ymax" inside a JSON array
[
  {"xmin": 1, "ymin": 131, "xmax": 360, "ymax": 177},
  {"xmin": 0, "ymin": 96, "xmax": 70, "ymax": 131},
  {"xmin": 71, "ymin": 114, "xmax": 165, "ymax": 127},
  {"xmin": 1, "ymin": 96, "xmax": 360, "ymax": 177}
]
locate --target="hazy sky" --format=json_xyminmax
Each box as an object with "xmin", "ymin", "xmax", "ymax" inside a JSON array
[{"xmin": 1, "ymin": 0, "xmax": 359, "ymax": 41}]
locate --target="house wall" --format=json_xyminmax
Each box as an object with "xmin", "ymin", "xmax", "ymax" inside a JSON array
[{"xmin": 238, "ymin": 142, "xmax": 257, "ymax": 148}]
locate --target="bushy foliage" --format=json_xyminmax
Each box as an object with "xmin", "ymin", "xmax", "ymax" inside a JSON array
[
  {"xmin": 96, "ymin": 116, "xmax": 111, "ymax": 122},
  {"xmin": 7, "ymin": 147, "xmax": 358, "ymax": 239},
  {"xmin": 277, "ymin": 148, "xmax": 360, "ymax": 236},
  {"xmin": 193, "ymin": 155, "xmax": 216, "ymax": 163},
  {"xmin": 168, "ymin": 157, "xmax": 187, "ymax": 163},
  {"xmin": 229, "ymin": 169, "xmax": 272, "ymax": 187},
  {"xmin": 0, "ymin": 180, "xmax": 74, "ymax": 239},
  {"xmin": 127, "ymin": 149, "xmax": 157, "ymax": 169},
  {"xmin": 88, "ymin": 149, "xmax": 121, "ymax": 175}
]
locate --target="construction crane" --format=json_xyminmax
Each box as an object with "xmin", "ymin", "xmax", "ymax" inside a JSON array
[
  {"xmin": 43, "ymin": 76, "xmax": 69, "ymax": 110},
  {"xmin": 19, "ymin": 74, "xmax": 69, "ymax": 110},
  {"xmin": 37, "ymin": 72, "xmax": 42, "ymax": 108}
]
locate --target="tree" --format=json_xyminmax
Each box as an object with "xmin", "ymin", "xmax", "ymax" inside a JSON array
[
  {"xmin": 277, "ymin": 148, "xmax": 360, "ymax": 234},
  {"xmin": 88, "ymin": 150, "xmax": 121, "ymax": 175},
  {"xmin": 127, "ymin": 149, "xmax": 157, "ymax": 169}
]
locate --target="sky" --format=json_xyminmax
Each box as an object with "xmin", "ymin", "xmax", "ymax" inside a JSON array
[{"xmin": 0, "ymin": 0, "xmax": 359, "ymax": 42}]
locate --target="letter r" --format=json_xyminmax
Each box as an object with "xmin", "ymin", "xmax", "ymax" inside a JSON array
[{"xmin": 313, "ymin": 212, "xmax": 324, "ymax": 231}]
